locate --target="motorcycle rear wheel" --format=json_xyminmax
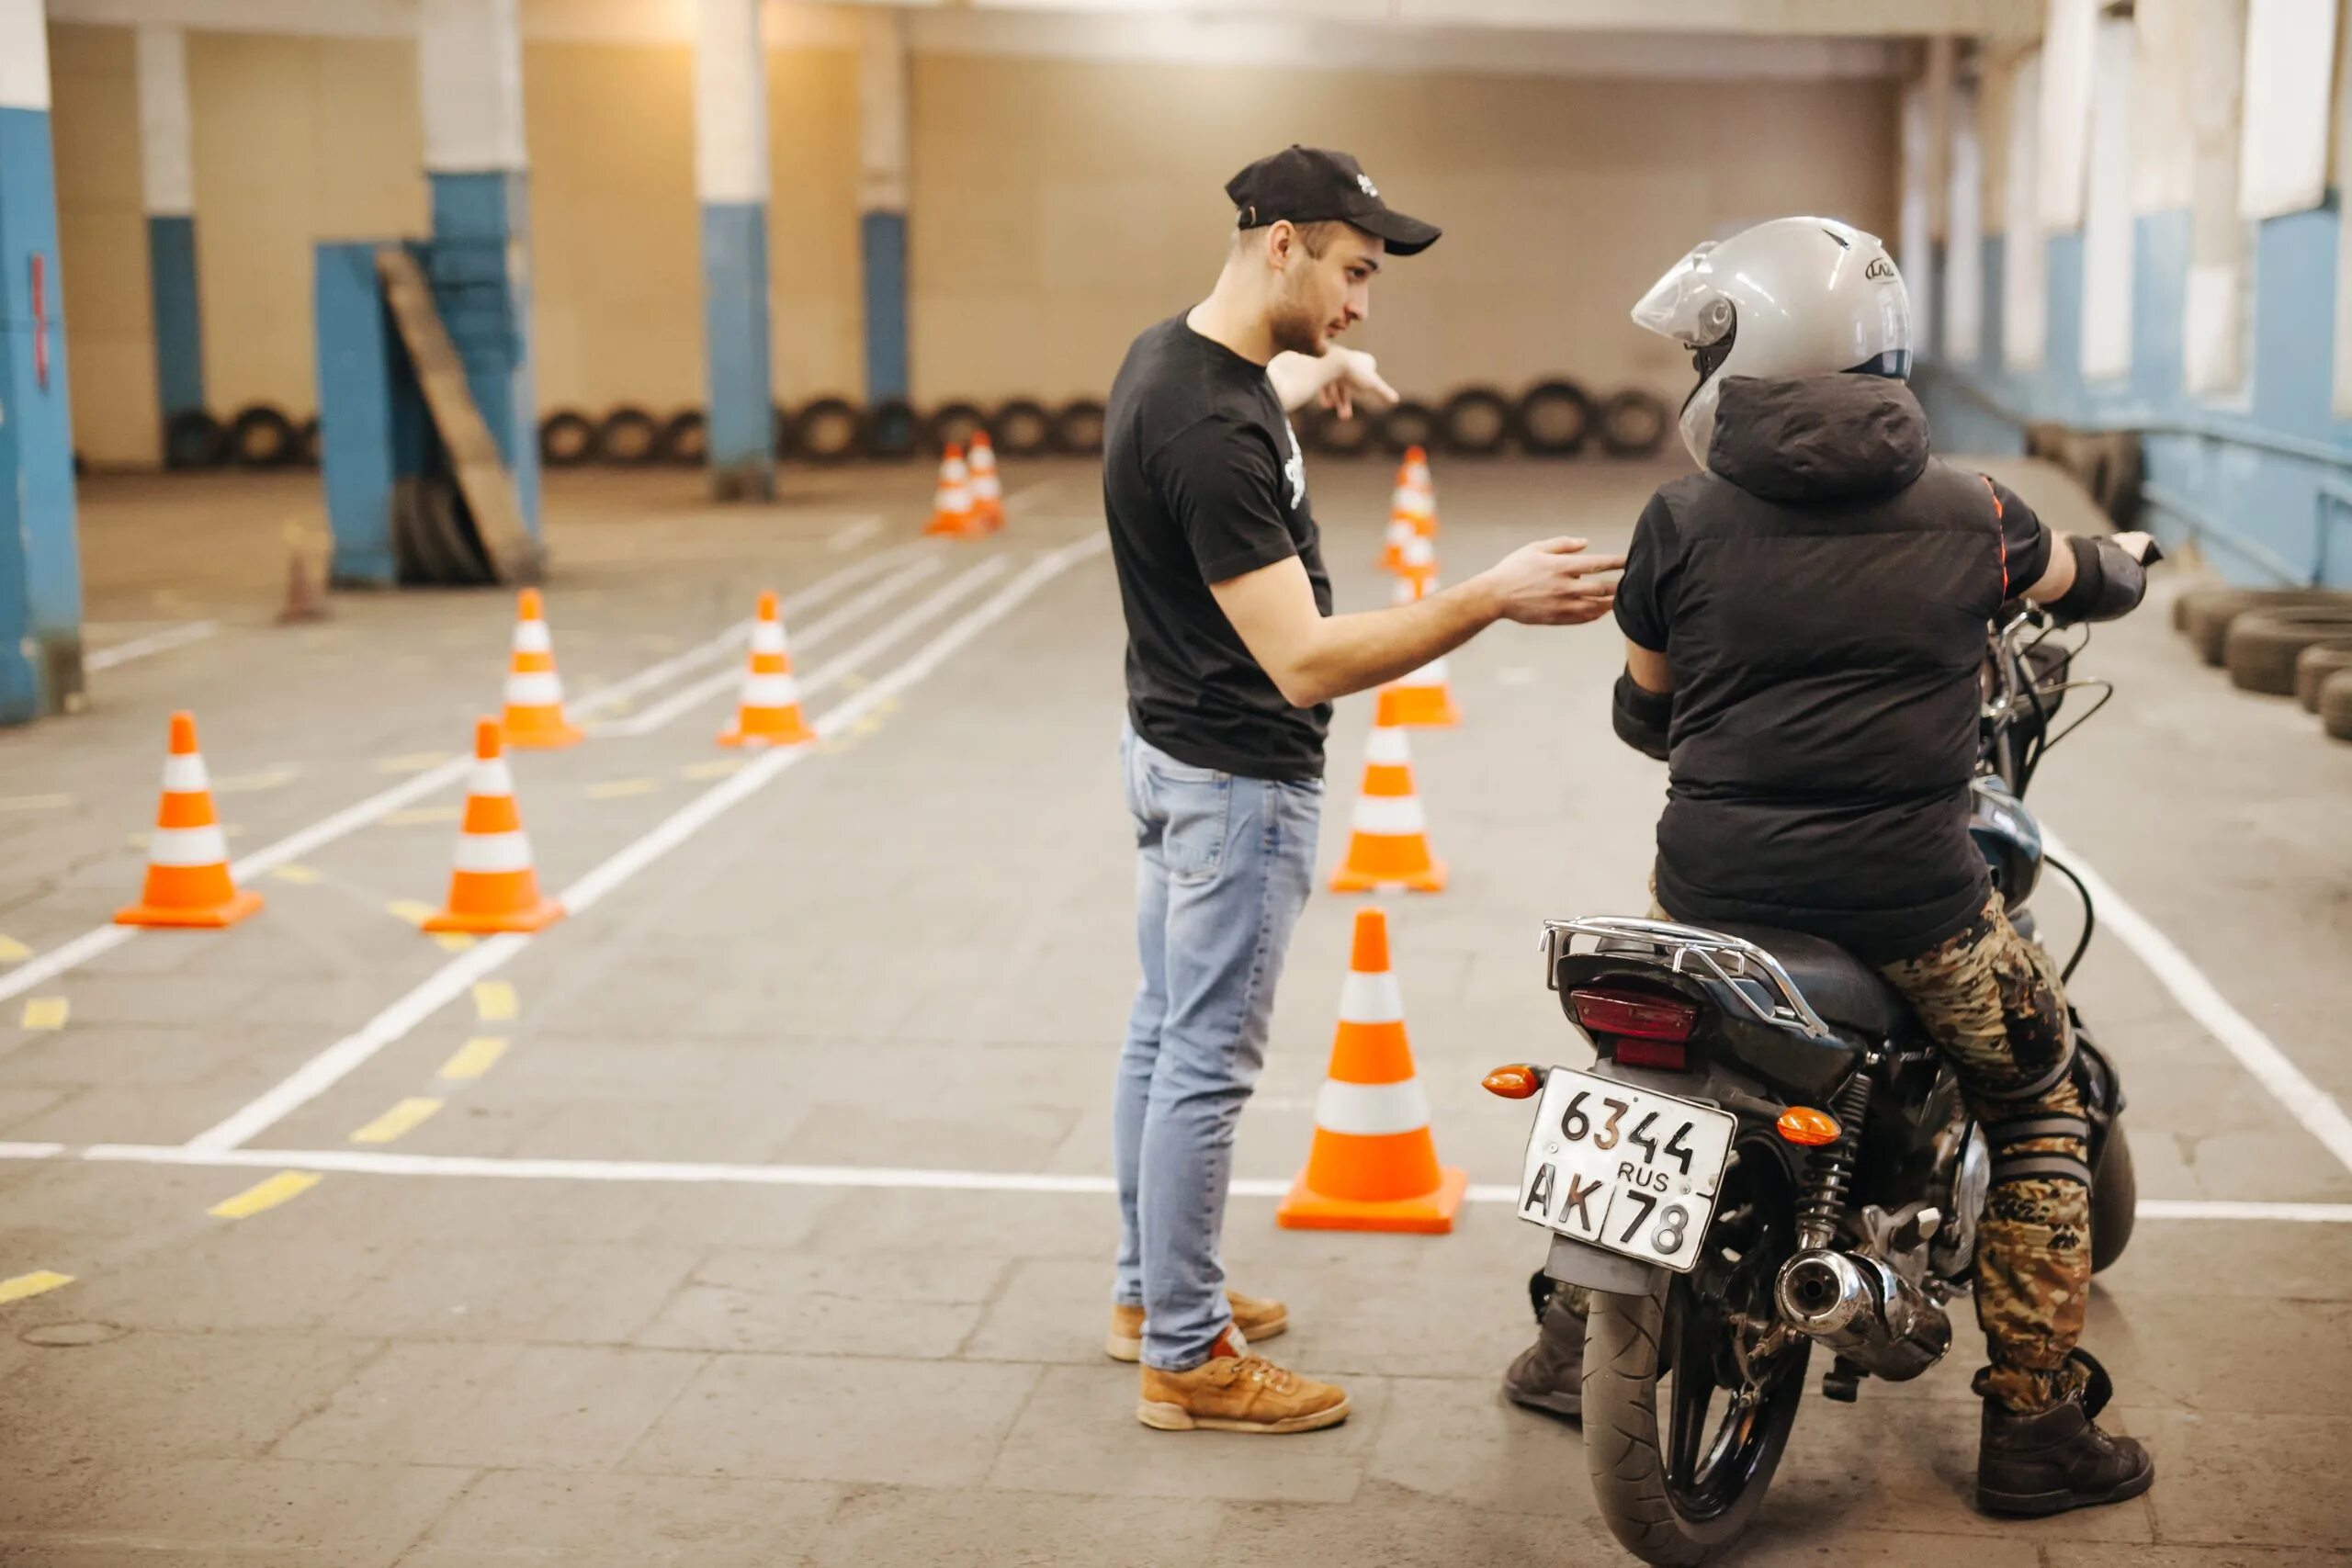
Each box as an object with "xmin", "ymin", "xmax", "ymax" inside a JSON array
[{"xmin": 2091, "ymin": 1117, "xmax": 2136, "ymax": 1274}]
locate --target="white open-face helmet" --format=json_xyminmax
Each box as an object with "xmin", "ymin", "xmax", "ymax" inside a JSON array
[{"xmin": 1631, "ymin": 216, "xmax": 1912, "ymax": 470}]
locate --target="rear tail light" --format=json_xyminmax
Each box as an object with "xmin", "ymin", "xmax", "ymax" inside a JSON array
[
  {"xmin": 1570, "ymin": 986, "xmax": 1700, "ymax": 1072},
  {"xmin": 1569, "ymin": 987, "xmax": 1699, "ymax": 1042}
]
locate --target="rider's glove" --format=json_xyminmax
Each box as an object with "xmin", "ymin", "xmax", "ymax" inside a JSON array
[{"xmin": 2050, "ymin": 533, "xmax": 2160, "ymax": 625}]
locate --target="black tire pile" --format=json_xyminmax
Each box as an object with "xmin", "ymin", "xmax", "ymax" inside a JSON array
[
  {"xmin": 2176, "ymin": 585, "xmax": 2352, "ymax": 743},
  {"xmin": 532, "ymin": 381, "xmax": 1679, "ymax": 468},
  {"xmin": 164, "ymin": 405, "xmax": 321, "ymax": 469}
]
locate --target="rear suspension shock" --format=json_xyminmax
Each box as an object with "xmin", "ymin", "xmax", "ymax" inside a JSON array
[{"xmin": 1794, "ymin": 1071, "xmax": 1874, "ymax": 1250}]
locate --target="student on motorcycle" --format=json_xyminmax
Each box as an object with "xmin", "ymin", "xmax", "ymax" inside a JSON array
[{"xmin": 1503, "ymin": 217, "xmax": 2159, "ymax": 1518}]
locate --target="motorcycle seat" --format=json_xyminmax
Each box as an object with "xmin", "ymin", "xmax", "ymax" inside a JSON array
[{"xmin": 1700, "ymin": 923, "xmax": 1916, "ymax": 1040}]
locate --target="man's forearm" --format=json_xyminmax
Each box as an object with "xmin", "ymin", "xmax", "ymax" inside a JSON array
[
  {"xmin": 1265, "ymin": 350, "xmax": 1339, "ymax": 412},
  {"xmin": 1283, "ymin": 581, "xmax": 1499, "ymax": 706}
]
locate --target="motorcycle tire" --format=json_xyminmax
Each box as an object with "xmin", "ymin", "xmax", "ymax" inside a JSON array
[
  {"xmin": 865, "ymin": 398, "xmax": 922, "ymax": 461},
  {"xmin": 928, "ymin": 400, "xmax": 989, "ymax": 453},
  {"xmin": 2320, "ymin": 670, "xmax": 2352, "ymax": 741},
  {"xmin": 1599, "ymin": 389, "xmax": 1672, "ymax": 458},
  {"xmin": 2296, "ymin": 641, "xmax": 2352, "ymax": 711},
  {"xmin": 989, "ymin": 398, "xmax": 1054, "ymax": 458},
  {"xmin": 2225, "ymin": 607, "xmax": 2352, "ymax": 695},
  {"xmin": 791, "ymin": 396, "xmax": 865, "ymax": 465},
  {"xmin": 599, "ymin": 407, "xmax": 662, "ymax": 468},
  {"xmin": 1585, "ymin": 1280, "xmax": 1811, "ymax": 1566},
  {"xmin": 657, "ymin": 410, "xmax": 707, "ymax": 468},
  {"xmin": 1303, "ymin": 403, "xmax": 1377, "ymax": 457},
  {"xmin": 2182, "ymin": 588, "xmax": 2349, "ymax": 666},
  {"xmin": 1517, "ymin": 378, "xmax": 1593, "ymax": 457},
  {"xmin": 163, "ymin": 410, "xmax": 229, "ymax": 470},
  {"xmin": 228, "ymin": 404, "xmax": 300, "ymax": 468},
  {"xmin": 539, "ymin": 412, "xmax": 599, "ymax": 468},
  {"xmin": 1375, "ymin": 399, "xmax": 1439, "ymax": 457},
  {"xmin": 2090, "ymin": 1117, "xmax": 2135, "ymax": 1275},
  {"xmin": 1438, "ymin": 387, "xmax": 1515, "ymax": 457},
  {"xmin": 1050, "ymin": 398, "xmax": 1106, "ymax": 457}
]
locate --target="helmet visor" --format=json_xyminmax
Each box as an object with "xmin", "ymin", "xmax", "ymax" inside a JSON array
[{"xmin": 1630, "ymin": 242, "xmax": 1732, "ymax": 347}]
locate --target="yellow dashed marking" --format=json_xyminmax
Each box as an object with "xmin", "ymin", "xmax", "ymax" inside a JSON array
[
  {"xmin": 20, "ymin": 998, "xmax": 68, "ymax": 1031},
  {"xmin": 209, "ymin": 1171, "xmax": 322, "ymax": 1219},
  {"xmin": 586, "ymin": 778, "xmax": 660, "ymax": 800},
  {"xmin": 0, "ymin": 1270, "xmax": 74, "ymax": 1304},
  {"xmin": 382, "ymin": 806, "xmax": 460, "ymax": 828},
  {"xmin": 269, "ymin": 864, "xmax": 323, "ymax": 886},
  {"xmin": 432, "ymin": 933, "xmax": 477, "ymax": 953},
  {"xmin": 838, "ymin": 672, "xmax": 871, "ymax": 692},
  {"xmin": 374, "ymin": 751, "xmax": 454, "ymax": 773},
  {"xmin": 439, "ymin": 1036, "xmax": 509, "ymax": 1079},
  {"xmin": 351, "ymin": 1097, "xmax": 444, "ymax": 1145},
  {"xmin": 386, "ymin": 900, "xmax": 437, "ymax": 927},
  {"xmin": 0, "ymin": 794, "xmax": 73, "ymax": 813},
  {"xmin": 680, "ymin": 759, "xmax": 745, "ymax": 781},
  {"xmin": 473, "ymin": 981, "xmax": 517, "ymax": 1021},
  {"xmin": 211, "ymin": 768, "xmax": 298, "ymax": 794},
  {"xmin": 0, "ymin": 935, "xmax": 31, "ymax": 964},
  {"xmin": 850, "ymin": 715, "xmax": 884, "ymax": 738}
]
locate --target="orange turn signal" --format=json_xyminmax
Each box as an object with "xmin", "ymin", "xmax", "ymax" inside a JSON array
[
  {"xmin": 1482, "ymin": 1064, "xmax": 1544, "ymax": 1100},
  {"xmin": 1776, "ymin": 1106, "xmax": 1842, "ymax": 1147}
]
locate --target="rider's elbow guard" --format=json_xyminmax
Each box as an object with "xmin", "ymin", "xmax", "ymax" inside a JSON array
[
  {"xmin": 1613, "ymin": 670, "xmax": 1674, "ymax": 761},
  {"xmin": 2051, "ymin": 534, "xmax": 2151, "ymax": 625}
]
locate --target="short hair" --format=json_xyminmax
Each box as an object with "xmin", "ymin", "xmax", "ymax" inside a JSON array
[{"xmin": 1232, "ymin": 218, "xmax": 1355, "ymax": 260}]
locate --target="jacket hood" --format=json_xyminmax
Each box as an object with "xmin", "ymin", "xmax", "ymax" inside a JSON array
[{"xmin": 1705, "ymin": 374, "xmax": 1929, "ymax": 503}]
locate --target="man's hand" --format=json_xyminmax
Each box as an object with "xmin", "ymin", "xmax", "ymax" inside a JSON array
[
  {"xmin": 1317, "ymin": 347, "xmax": 1398, "ymax": 421},
  {"xmin": 1473, "ymin": 536, "xmax": 1623, "ymax": 626}
]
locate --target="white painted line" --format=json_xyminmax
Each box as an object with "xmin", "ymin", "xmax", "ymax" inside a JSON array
[
  {"xmin": 827, "ymin": 516, "xmax": 885, "ymax": 552},
  {"xmin": 598, "ymin": 557, "xmax": 942, "ymax": 739},
  {"xmin": 2043, "ymin": 828, "xmax": 2352, "ymax": 1177},
  {"xmin": 0, "ymin": 551, "xmax": 914, "ymax": 1009},
  {"xmin": 186, "ymin": 541, "xmax": 1100, "ymax": 1152},
  {"xmin": 85, "ymin": 620, "xmax": 220, "ymax": 671},
  {"xmin": 1, "ymin": 1143, "xmax": 2339, "ymax": 1223}
]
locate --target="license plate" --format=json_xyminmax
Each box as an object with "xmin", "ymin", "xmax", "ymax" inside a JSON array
[{"xmin": 1514, "ymin": 1068, "xmax": 1738, "ymax": 1274}]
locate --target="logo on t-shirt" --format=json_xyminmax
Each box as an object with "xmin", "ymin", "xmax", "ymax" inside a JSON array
[{"xmin": 1282, "ymin": 421, "xmax": 1307, "ymax": 510}]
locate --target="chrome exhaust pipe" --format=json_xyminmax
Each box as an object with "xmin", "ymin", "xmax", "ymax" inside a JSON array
[{"xmin": 1774, "ymin": 1247, "xmax": 1951, "ymax": 1382}]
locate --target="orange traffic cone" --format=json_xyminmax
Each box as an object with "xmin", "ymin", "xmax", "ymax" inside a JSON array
[
  {"xmin": 1374, "ymin": 560, "xmax": 1461, "ymax": 728},
  {"xmin": 115, "ymin": 712, "xmax": 265, "ymax": 929},
  {"xmin": 925, "ymin": 445, "xmax": 979, "ymax": 537},
  {"xmin": 423, "ymin": 718, "xmax": 563, "ymax": 934},
  {"xmin": 1396, "ymin": 533, "xmax": 1439, "ymax": 600},
  {"xmin": 719, "ymin": 591, "xmax": 815, "ymax": 748},
  {"xmin": 967, "ymin": 432, "xmax": 1006, "ymax": 533},
  {"xmin": 1403, "ymin": 446, "xmax": 1438, "ymax": 540},
  {"xmin": 1329, "ymin": 725, "xmax": 1447, "ymax": 894},
  {"xmin": 1277, "ymin": 907, "xmax": 1466, "ymax": 1234},
  {"xmin": 500, "ymin": 589, "xmax": 583, "ymax": 749},
  {"xmin": 1380, "ymin": 455, "xmax": 1419, "ymax": 573}
]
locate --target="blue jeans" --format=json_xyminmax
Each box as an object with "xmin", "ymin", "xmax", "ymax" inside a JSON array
[{"xmin": 1114, "ymin": 725, "xmax": 1322, "ymax": 1371}]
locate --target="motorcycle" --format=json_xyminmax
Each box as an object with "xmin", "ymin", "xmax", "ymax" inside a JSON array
[{"xmin": 1487, "ymin": 604, "xmax": 2136, "ymax": 1565}]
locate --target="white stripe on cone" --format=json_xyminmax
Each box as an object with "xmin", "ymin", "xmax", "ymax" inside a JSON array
[
  {"xmin": 1339, "ymin": 970, "xmax": 1404, "ymax": 1024},
  {"xmin": 512, "ymin": 621, "xmax": 553, "ymax": 654},
  {"xmin": 452, "ymin": 830, "xmax": 534, "ymax": 874},
  {"xmin": 1314, "ymin": 1077, "xmax": 1432, "ymax": 1137},
  {"xmin": 740, "ymin": 673, "xmax": 802, "ymax": 707},
  {"xmin": 505, "ymin": 671, "xmax": 564, "ymax": 706},
  {"xmin": 146, "ymin": 824, "xmax": 230, "ymax": 867},
  {"xmin": 1351, "ymin": 793, "xmax": 1427, "ymax": 835},
  {"xmin": 160, "ymin": 754, "xmax": 209, "ymax": 793},
  {"xmin": 1396, "ymin": 657, "xmax": 1450, "ymax": 689},
  {"xmin": 469, "ymin": 760, "xmax": 515, "ymax": 797},
  {"xmin": 750, "ymin": 623, "xmax": 786, "ymax": 655},
  {"xmin": 1364, "ymin": 728, "xmax": 1411, "ymax": 766}
]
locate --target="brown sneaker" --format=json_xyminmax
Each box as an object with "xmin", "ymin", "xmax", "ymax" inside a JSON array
[
  {"xmin": 1136, "ymin": 1327, "xmax": 1349, "ymax": 1434},
  {"xmin": 1107, "ymin": 1290, "xmax": 1289, "ymax": 1362}
]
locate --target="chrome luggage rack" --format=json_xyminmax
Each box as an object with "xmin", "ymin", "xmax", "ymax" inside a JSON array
[{"xmin": 1540, "ymin": 915, "xmax": 1835, "ymax": 1041}]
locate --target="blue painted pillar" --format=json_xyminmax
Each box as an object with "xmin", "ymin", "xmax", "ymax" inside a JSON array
[
  {"xmin": 0, "ymin": 3, "xmax": 85, "ymax": 725},
  {"xmin": 695, "ymin": 0, "xmax": 775, "ymax": 502},
  {"xmin": 858, "ymin": 8, "xmax": 910, "ymax": 403},
  {"xmin": 418, "ymin": 0, "xmax": 538, "ymax": 534},
  {"xmin": 136, "ymin": 25, "xmax": 204, "ymax": 447}
]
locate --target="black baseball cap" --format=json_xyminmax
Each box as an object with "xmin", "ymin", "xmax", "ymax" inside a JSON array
[{"xmin": 1225, "ymin": 145, "xmax": 1442, "ymax": 258}]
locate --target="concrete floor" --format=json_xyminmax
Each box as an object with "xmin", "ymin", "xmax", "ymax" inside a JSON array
[{"xmin": 1, "ymin": 455, "xmax": 2347, "ymax": 1566}]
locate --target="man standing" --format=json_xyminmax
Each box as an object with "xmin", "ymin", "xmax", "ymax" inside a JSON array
[{"xmin": 1102, "ymin": 145, "xmax": 1622, "ymax": 1434}]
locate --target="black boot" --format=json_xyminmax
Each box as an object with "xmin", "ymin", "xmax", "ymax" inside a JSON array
[
  {"xmin": 1502, "ymin": 1272, "xmax": 1586, "ymax": 1422},
  {"xmin": 1975, "ymin": 1351, "xmax": 2154, "ymax": 1517}
]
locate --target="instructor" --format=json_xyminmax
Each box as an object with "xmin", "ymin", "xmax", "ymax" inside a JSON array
[{"xmin": 1102, "ymin": 145, "xmax": 1621, "ymax": 1435}]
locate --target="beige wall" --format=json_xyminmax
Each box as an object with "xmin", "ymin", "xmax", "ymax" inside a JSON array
[
  {"xmin": 49, "ymin": 25, "xmax": 151, "ymax": 467},
  {"xmin": 48, "ymin": 26, "xmax": 1896, "ymax": 462},
  {"xmin": 911, "ymin": 57, "xmax": 1898, "ymax": 406}
]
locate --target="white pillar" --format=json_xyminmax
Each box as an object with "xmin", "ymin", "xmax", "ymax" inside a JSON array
[
  {"xmin": 135, "ymin": 25, "xmax": 205, "ymax": 432},
  {"xmin": 858, "ymin": 6, "xmax": 910, "ymax": 402},
  {"xmin": 694, "ymin": 0, "xmax": 774, "ymax": 500}
]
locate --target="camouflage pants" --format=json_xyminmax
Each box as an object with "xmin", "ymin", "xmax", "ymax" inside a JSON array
[
  {"xmin": 1876, "ymin": 893, "xmax": 2093, "ymax": 1415},
  {"xmin": 1650, "ymin": 888, "xmax": 2093, "ymax": 1414}
]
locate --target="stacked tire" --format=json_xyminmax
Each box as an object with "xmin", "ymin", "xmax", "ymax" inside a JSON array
[{"xmin": 2177, "ymin": 585, "xmax": 2352, "ymax": 743}]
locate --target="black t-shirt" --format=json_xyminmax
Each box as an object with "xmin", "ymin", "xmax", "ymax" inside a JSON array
[
  {"xmin": 1103, "ymin": 314, "xmax": 1333, "ymax": 781},
  {"xmin": 1614, "ymin": 462, "xmax": 2053, "ymax": 963}
]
